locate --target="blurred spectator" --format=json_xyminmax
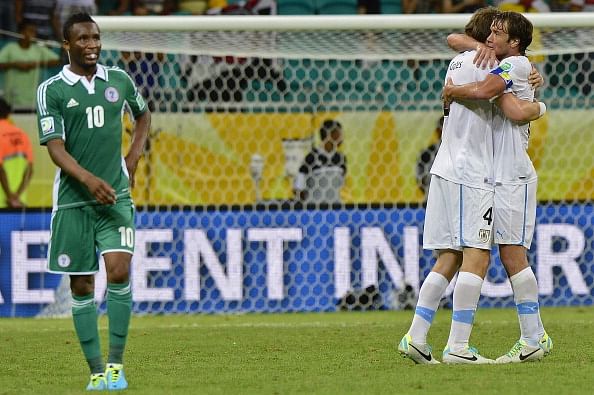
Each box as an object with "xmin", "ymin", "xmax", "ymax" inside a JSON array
[
  {"xmin": 131, "ymin": 0, "xmax": 179, "ymax": 14},
  {"xmin": 0, "ymin": 1, "xmax": 17, "ymax": 34},
  {"xmin": 0, "ymin": 97, "xmax": 34, "ymax": 209},
  {"xmin": 15, "ymin": 0, "xmax": 58, "ymax": 41},
  {"xmin": 179, "ymin": 0, "xmax": 228, "ymax": 14},
  {"xmin": 358, "ymin": 0, "xmax": 381, "ymax": 13},
  {"xmin": 99, "ymin": 0, "xmax": 132, "ymax": 15},
  {"xmin": 568, "ymin": 0, "xmax": 594, "ymax": 11},
  {"xmin": 403, "ymin": 0, "xmax": 442, "ymax": 13},
  {"xmin": 416, "ymin": 116, "xmax": 443, "ymax": 201},
  {"xmin": 442, "ymin": 0, "xmax": 486, "ymax": 13},
  {"xmin": 496, "ymin": 0, "xmax": 550, "ymax": 12},
  {"xmin": 294, "ymin": 120, "xmax": 347, "ymax": 205},
  {"xmin": 0, "ymin": 22, "xmax": 61, "ymax": 110}
]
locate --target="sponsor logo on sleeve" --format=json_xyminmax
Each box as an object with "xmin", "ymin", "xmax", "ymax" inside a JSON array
[
  {"xmin": 136, "ymin": 94, "xmax": 146, "ymax": 109},
  {"xmin": 40, "ymin": 117, "xmax": 55, "ymax": 135}
]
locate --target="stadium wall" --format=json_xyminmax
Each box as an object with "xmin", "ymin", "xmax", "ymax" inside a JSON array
[{"xmin": 1, "ymin": 203, "xmax": 592, "ymax": 317}]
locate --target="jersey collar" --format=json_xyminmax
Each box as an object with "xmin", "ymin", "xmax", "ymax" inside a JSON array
[{"xmin": 60, "ymin": 64, "xmax": 108, "ymax": 86}]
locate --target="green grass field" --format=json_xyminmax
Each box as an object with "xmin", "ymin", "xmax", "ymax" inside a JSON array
[{"xmin": 1, "ymin": 307, "xmax": 593, "ymax": 394}]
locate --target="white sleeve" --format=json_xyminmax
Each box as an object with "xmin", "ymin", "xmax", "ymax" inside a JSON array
[{"xmin": 490, "ymin": 56, "xmax": 530, "ymax": 94}]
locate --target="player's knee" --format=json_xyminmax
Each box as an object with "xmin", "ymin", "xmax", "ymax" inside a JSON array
[
  {"xmin": 107, "ymin": 268, "xmax": 130, "ymax": 284},
  {"xmin": 70, "ymin": 275, "xmax": 94, "ymax": 295}
]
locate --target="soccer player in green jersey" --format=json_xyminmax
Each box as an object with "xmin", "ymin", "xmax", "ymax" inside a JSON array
[{"xmin": 36, "ymin": 13, "xmax": 151, "ymax": 391}]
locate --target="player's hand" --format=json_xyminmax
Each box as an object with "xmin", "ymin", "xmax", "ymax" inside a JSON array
[
  {"xmin": 442, "ymin": 77, "xmax": 454, "ymax": 105},
  {"xmin": 529, "ymin": 65, "xmax": 544, "ymax": 89},
  {"xmin": 473, "ymin": 44, "xmax": 497, "ymax": 69},
  {"xmin": 85, "ymin": 175, "xmax": 116, "ymax": 205}
]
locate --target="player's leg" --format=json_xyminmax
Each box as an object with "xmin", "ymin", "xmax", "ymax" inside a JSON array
[
  {"xmin": 442, "ymin": 248, "xmax": 494, "ymax": 364},
  {"xmin": 398, "ymin": 175, "xmax": 462, "ymax": 364},
  {"xmin": 494, "ymin": 182, "xmax": 549, "ymax": 363},
  {"xmin": 399, "ymin": 250, "xmax": 462, "ymax": 364},
  {"xmin": 442, "ymin": 185, "xmax": 494, "ymax": 364},
  {"xmin": 71, "ymin": 275, "xmax": 108, "ymax": 391},
  {"xmin": 407, "ymin": 250, "xmax": 461, "ymax": 344},
  {"xmin": 103, "ymin": 251, "xmax": 132, "ymax": 390},
  {"xmin": 96, "ymin": 200, "xmax": 135, "ymax": 390},
  {"xmin": 399, "ymin": 175, "xmax": 462, "ymax": 364},
  {"xmin": 48, "ymin": 207, "xmax": 106, "ymax": 390}
]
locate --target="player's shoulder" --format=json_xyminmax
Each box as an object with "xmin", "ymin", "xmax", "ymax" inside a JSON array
[
  {"xmin": 449, "ymin": 50, "xmax": 472, "ymax": 64},
  {"xmin": 498, "ymin": 56, "xmax": 531, "ymax": 72},
  {"xmin": 37, "ymin": 72, "xmax": 66, "ymax": 94},
  {"xmin": 103, "ymin": 65, "xmax": 134, "ymax": 81}
]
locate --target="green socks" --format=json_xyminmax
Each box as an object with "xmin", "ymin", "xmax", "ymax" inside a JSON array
[
  {"xmin": 107, "ymin": 282, "xmax": 132, "ymax": 364},
  {"xmin": 72, "ymin": 293, "xmax": 104, "ymax": 374}
]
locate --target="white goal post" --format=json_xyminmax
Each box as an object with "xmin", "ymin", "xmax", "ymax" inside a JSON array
[{"xmin": 94, "ymin": 13, "xmax": 594, "ymax": 60}]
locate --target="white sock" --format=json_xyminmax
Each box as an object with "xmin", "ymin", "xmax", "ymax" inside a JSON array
[
  {"xmin": 510, "ymin": 267, "xmax": 542, "ymax": 346},
  {"xmin": 408, "ymin": 272, "xmax": 449, "ymax": 344},
  {"xmin": 446, "ymin": 271, "xmax": 483, "ymax": 352}
]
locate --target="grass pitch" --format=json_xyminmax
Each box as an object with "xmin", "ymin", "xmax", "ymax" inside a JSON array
[{"xmin": 1, "ymin": 307, "xmax": 593, "ymax": 394}]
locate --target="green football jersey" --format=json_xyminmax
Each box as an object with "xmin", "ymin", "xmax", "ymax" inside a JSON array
[{"xmin": 37, "ymin": 64, "xmax": 147, "ymax": 210}]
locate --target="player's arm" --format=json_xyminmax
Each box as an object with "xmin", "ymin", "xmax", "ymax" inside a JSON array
[
  {"xmin": 124, "ymin": 110, "xmax": 151, "ymax": 188},
  {"xmin": 496, "ymin": 94, "xmax": 546, "ymax": 123},
  {"xmin": 46, "ymin": 139, "xmax": 116, "ymax": 204},
  {"xmin": 447, "ymin": 33, "xmax": 497, "ymax": 69},
  {"xmin": 443, "ymin": 74, "xmax": 506, "ymax": 103},
  {"xmin": 122, "ymin": 69, "xmax": 152, "ymax": 188}
]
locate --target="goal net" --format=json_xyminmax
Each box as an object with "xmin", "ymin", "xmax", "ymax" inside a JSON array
[{"xmin": 2, "ymin": 13, "xmax": 593, "ymax": 317}]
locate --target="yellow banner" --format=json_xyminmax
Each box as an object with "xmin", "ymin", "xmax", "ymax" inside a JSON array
[{"xmin": 12, "ymin": 109, "xmax": 594, "ymax": 207}]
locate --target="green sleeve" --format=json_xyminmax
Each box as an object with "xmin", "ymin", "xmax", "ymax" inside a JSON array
[
  {"xmin": 36, "ymin": 82, "xmax": 64, "ymax": 145},
  {"xmin": 123, "ymin": 70, "xmax": 147, "ymax": 118}
]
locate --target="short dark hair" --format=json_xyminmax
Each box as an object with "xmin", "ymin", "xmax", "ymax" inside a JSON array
[
  {"xmin": 465, "ymin": 7, "xmax": 500, "ymax": 44},
  {"xmin": 63, "ymin": 12, "xmax": 97, "ymax": 41},
  {"xmin": 0, "ymin": 97, "xmax": 11, "ymax": 119},
  {"xmin": 319, "ymin": 119, "xmax": 342, "ymax": 141},
  {"xmin": 493, "ymin": 11, "xmax": 533, "ymax": 55}
]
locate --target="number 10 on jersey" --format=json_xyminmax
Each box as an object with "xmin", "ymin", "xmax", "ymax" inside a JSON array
[{"xmin": 85, "ymin": 105, "xmax": 104, "ymax": 128}]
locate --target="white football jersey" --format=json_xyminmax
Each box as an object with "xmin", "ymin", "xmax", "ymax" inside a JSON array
[
  {"xmin": 431, "ymin": 50, "xmax": 495, "ymax": 191},
  {"xmin": 491, "ymin": 56, "xmax": 538, "ymax": 185}
]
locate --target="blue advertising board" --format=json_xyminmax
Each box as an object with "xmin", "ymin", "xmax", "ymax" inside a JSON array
[{"xmin": 0, "ymin": 203, "xmax": 592, "ymax": 317}]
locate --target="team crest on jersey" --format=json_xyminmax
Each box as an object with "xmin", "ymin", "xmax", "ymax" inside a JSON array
[
  {"xmin": 478, "ymin": 229, "xmax": 491, "ymax": 243},
  {"xmin": 105, "ymin": 87, "xmax": 119, "ymax": 102},
  {"xmin": 57, "ymin": 254, "xmax": 71, "ymax": 268},
  {"xmin": 40, "ymin": 117, "xmax": 55, "ymax": 135}
]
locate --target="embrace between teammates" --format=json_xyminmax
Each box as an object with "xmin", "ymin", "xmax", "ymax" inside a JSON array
[{"xmin": 399, "ymin": 7, "xmax": 553, "ymax": 365}]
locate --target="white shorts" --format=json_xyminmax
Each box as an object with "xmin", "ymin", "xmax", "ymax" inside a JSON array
[
  {"xmin": 423, "ymin": 175, "xmax": 494, "ymax": 251},
  {"xmin": 493, "ymin": 182, "xmax": 537, "ymax": 248}
]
